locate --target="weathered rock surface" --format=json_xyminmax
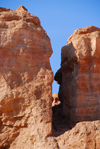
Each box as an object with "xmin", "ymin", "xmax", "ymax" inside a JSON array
[
  {"xmin": 0, "ymin": 5, "xmax": 53, "ymax": 149},
  {"xmin": 56, "ymin": 120, "xmax": 100, "ymax": 149},
  {"xmin": 52, "ymin": 93, "xmax": 60, "ymax": 107},
  {"xmin": 1, "ymin": 6, "xmax": 100, "ymax": 148},
  {"xmin": 55, "ymin": 26, "xmax": 100, "ymax": 124},
  {"xmin": 53, "ymin": 26, "xmax": 100, "ymax": 149}
]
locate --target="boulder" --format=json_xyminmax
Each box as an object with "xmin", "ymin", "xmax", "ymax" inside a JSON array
[
  {"xmin": 57, "ymin": 120, "xmax": 100, "ymax": 149},
  {"xmin": 52, "ymin": 93, "xmax": 60, "ymax": 107}
]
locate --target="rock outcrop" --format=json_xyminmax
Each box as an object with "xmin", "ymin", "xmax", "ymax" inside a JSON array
[
  {"xmin": 56, "ymin": 120, "xmax": 100, "ymax": 149},
  {"xmin": 0, "ymin": 5, "xmax": 53, "ymax": 149},
  {"xmin": 1, "ymin": 6, "xmax": 100, "ymax": 148},
  {"xmin": 55, "ymin": 26, "xmax": 100, "ymax": 124},
  {"xmin": 52, "ymin": 93, "xmax": 60, "ymax": 107}
]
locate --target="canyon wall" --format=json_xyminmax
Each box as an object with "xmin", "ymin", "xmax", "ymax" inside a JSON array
[
  {"xmin": 55, "ymin": 26, "xmax": 100, "ymax": 124},
  {"xmin": 0, "ymin": 6, "xmax": 54, "ymax": 149},
  {"xmin": 1, "ymin": 5, "xmax": 100, "ymax": 149}
]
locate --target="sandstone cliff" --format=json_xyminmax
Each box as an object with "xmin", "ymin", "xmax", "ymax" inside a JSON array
[
  {"xmin": 55, "ymin": 26, "xmax": 100, "ymax": 124},
  {"xmin": 0, "ymin": 5, "xmax": 54, "ymax": 149},
  {"xmin": 0, "ymin": 5, "xmax": 100, "ymax": 149}
]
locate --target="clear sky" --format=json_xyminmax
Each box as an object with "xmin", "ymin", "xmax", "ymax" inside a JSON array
[{"xmin": 0, "ymin": 0, "xmax": 100, "ymax": 93}]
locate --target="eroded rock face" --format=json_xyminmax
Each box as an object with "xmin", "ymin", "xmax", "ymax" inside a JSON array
[
  {"xmin": 55, "ymin": 26, "xmax": 100, "ymax": 124},
  {"xmin": 0, "ymin": 5, "xmax": 53, "ymax": 149},
  {"xmin": 1, "ymin": 7, "xmax": 100, "ymax": 148},
  {"xmin": 52, "ymin": 93, "xmax": 60, "ymax": 107},
  {"xmin": 56, "ymin": 120, "xmax": 100, "ymax": 149}
]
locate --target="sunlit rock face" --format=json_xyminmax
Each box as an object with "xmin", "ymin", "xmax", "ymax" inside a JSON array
[
  {"xmin": 56, "ymin": 120, "xmax": 100, "ymax": 149},
  {"xmin": 55, "ymin": 26, "xmax": 100, "ymax": 124},
  {"xmin": 0, "ymin": 6, "xmax": 53, "ymax": 149},
  {"xmin": 1, "ymin": 6, "xmax": 100, "ymax": 149}
]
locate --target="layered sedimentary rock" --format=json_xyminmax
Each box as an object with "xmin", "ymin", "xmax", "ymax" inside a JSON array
[
  {"xmin": 0, "ymin": 6, "xmax": 53, "ymax": 149},
  {"xmin": 55, "ymin": 26, "xmax": 100, "ymax": 124}
]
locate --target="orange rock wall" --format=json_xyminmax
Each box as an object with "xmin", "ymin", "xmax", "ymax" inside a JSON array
[
  {"xmin": 1, "ymin": 6, "xmax": 100, "ymax": 148},
  {"xmin": 0, "ymin": 6, "xmax": 53, "ymax": 149},
  {"xmin": 56, "ymin": 26, "xmax": 100, "ymax": 124}
]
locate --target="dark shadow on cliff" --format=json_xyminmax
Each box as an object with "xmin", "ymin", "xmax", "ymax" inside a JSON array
[
  {"xmin": 52, "ymin": 103, "xmax": 74, "ymax": 137},
  {"xmin": 52, "ymin": 102, "xmax": 76, "ymax": 137},
  {"xmin": 52, "ymin": 42, "xmax": 79, "ymax": 137}
]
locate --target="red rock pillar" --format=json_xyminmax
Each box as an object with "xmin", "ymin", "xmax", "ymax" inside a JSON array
[{"xmin": 56, "ymin": 26, "xmax": 100, "ymax": 124}]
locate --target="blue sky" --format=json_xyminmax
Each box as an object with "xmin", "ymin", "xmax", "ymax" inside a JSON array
[{"xmin": 0, "ymin": 0, "xmax": 100, "ymax": 93}]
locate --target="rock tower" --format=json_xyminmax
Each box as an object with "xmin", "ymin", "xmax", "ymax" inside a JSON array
[{"xmin": 55, "ymin": 26, "xmax": 100, "ymax": 124}]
